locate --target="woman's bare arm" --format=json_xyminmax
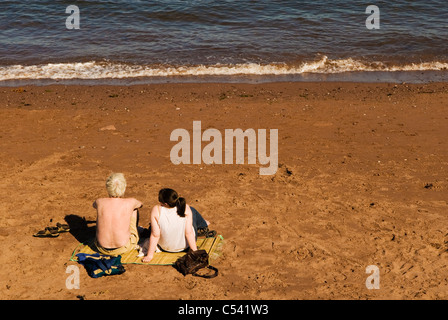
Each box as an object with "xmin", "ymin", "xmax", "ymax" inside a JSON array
[
  {"xmin": 143, "ymin": 206, "xmax": 161, "ymax": 262},
  {"xmin": 185, "ymin": 205, "xmax": 197, "ymax": 251}
]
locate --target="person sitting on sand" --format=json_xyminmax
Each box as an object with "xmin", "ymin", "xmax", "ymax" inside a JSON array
[
  {"xmin": 142, "ymin": 188, "xmax": 210, "ymax": 263},
  {"xmin": 93, "ymin": 173, "xmax": 143, "ymax": 257}
]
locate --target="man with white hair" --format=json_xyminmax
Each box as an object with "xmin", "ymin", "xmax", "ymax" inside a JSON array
[{"xmin": 93, "ymin": 173, "xmax": 143, "ymax": 256}]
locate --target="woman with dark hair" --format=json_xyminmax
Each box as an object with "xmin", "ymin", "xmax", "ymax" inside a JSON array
[{"xmin": 141, "ymin": 188, "xmax": 210, "ymax": 263}]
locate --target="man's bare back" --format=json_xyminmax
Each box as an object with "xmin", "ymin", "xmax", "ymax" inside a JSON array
[{"xmin": 94, "ymin": 197, "xmax": 142, "ymax": 249}]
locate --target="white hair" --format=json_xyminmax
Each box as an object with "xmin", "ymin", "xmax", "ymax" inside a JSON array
[{"xmin": 106, "ymin": 173, "xmax": 126, "ymax": 197}]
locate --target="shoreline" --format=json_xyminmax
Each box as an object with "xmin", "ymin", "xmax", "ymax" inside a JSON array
[
  {"xmin": 1, "ymin": 81, "xmax": 447, "ymax": 299},
  {"xmin": 1, "ymin": 69, "xmax": 448, "ymax": 87}
]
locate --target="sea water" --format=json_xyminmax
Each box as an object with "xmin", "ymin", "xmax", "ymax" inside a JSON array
[{"xmin": 0, "ymin": 0, "xmax": 447, "ymax": 84}]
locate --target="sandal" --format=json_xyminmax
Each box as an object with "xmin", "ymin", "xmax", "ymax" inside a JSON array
[
  {"xmin": 197, "ymin": 227, "xmax": 217, "ymax": 238},
  {"xmin": 33, "ymin": 227, "xmax": 60, "ymax": 238},
  {"xmin": 197, "ymin": 227, "xmax": 209, "ymax": 237},
  {"xmin": 205, "ymin": 230, "xmax": 217, "ymax": 238},
  {"xmin": 56, "ymin": 222, "xmax": 70, "ymax": 233}
]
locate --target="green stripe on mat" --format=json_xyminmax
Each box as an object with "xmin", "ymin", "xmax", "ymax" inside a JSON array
[{"xmin": 70, "ymin": 234, "xmax": 224, "ymax": 265}]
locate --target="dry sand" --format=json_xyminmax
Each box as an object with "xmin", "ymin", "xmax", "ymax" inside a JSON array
[{"xmin": 0, "ymin": 81, "xmax": 447, "ymax": 300}]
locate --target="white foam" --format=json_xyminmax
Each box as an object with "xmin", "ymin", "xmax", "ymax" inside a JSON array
[{"xmin": 1, "ymin": 56, "xmax": 447, "ymax": 80}]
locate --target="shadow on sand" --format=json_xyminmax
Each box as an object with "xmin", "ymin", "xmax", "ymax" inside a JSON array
[
  {"xmin": 64, "ymin": 214, "xmax": 96, "ymax": 244},
  {"xmin": 64, "ymin": 211, "xmax": 150, "ymax": 254}
]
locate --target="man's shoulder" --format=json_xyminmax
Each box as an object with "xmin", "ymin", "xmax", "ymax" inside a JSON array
[
  {"xmin": 95, "ymin": 197, "xmax": 111, "ymax": 203},
  {"xmin": 123, "ymin": 197, "xmax": 141, "ymax": 203},
  {"xmin": 96, "ymin": 197, "xmax": 142, "ymax": 209},
  {"xmin": 95, "ymin": 197, "xmax": 128, "ymax": 205},
  {"xmin": 96, "ymin": 197, "xmax": 135, "ymax": 201},
  {"xmin": 94, "ymin": 197, "xmax": 107, "ymax": 204}
]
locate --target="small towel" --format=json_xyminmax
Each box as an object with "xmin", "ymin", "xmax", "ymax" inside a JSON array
[{"xmin": 76, "ymin": 253, "xmax": 125, "ymax": 278}]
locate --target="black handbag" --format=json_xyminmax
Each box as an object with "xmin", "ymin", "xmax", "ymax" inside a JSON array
[{"xmin": 174, "ymin": 249, "xmax": 218, "ymax": 278}]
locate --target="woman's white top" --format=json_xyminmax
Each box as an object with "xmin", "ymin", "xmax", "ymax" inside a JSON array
[{"xmin": 157, "ymin": 205, "xmax": 191, "ymax": 252}]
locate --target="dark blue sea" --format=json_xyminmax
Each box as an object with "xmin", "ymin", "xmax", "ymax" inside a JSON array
[{"xmin": 1, "ymin": 0, "xmax": 447, "ymax": 84}]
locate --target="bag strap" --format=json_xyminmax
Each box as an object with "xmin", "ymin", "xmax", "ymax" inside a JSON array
[{"xmin": 193, "ymin": 265, "xmax": 219, "ymax": 279}]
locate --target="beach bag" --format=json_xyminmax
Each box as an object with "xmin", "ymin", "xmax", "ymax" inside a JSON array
[{"xmin": 174, "ymin": 249, "xmax": 218, "ymax": 278}]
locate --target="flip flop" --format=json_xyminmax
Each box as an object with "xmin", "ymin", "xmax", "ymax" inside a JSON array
[
  {"xmin": 197, "ymin": 227, "xmax": 209, "ymax": 237},
  {"xmin": 205, "ymin": 230, "xmax": 217, "ymax": 238},
  {"xmin": 56, "ymin": 222, "xmax": 70, "ymax": 233},
  {"xmin": 33, "ymin": 227, "xmax": 59, "ymax": 238},
  {"xmin": 197, "ymin": 227, "xmax": 217, "ymax": 238}
]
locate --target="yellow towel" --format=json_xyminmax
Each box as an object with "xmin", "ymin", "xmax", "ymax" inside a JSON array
[{"xmin": 70, "ymin": 235, "xmax": 224, "ymax": 265}]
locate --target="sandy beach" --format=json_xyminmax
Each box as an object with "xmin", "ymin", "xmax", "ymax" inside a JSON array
[{"xmin": 0, "ymin": 81, "xmax": 447, "ymax": 300}]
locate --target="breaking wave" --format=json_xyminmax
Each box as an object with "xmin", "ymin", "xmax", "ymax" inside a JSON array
[{"xmin": 1, "ymin": 56, "xmax": 447, "ymax": 80}]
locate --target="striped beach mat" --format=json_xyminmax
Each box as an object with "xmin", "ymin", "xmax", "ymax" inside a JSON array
[{"xmin": 69, "ymin": 235, "xmax": 224, "ymax": 265}]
